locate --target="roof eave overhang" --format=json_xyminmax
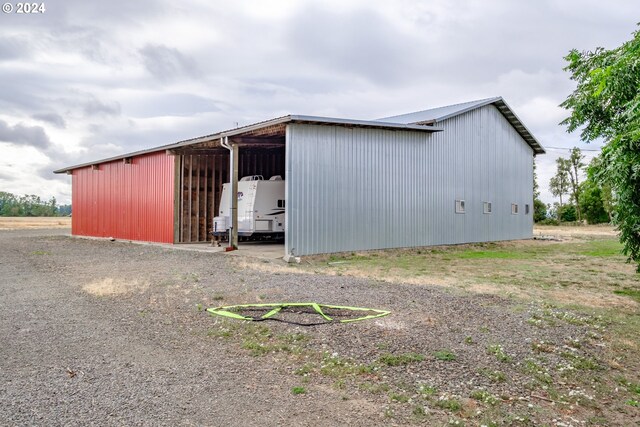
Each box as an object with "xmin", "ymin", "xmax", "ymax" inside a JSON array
[
  {"xmin": 413, "ymin": 97, "xmax": 546, "ymax": 156},
  {"xmin": 492, "ymin": 99, "xmax": 546, "ymax": 155}
]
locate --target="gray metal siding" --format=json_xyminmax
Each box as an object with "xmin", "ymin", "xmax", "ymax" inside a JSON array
[{"xmin": 285, "ymin": 104, "xmax": 534, "ymax": 256}]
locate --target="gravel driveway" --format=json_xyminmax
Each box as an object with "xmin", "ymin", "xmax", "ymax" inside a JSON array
[{"xmin": 0, "ymin": 230, "xmax": 609, "ymax": 426}]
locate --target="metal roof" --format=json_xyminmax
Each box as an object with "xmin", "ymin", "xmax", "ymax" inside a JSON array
[
  {"xmin": 54, "ymin": 97, "xmax": 545, "ymax": 174},
  {"xmin": 377, "ymin": 97, "xmax": 545, "ymax": 155},
  {"xmin": 54, "ymin": 115, "xmax": 442, "ymax": 173}
]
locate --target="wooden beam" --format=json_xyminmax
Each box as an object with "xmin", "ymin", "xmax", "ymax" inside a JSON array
[
  {"xmin": 230, "ymin": 142, "xmax": 239, "ymax": 250},
  {"xmin": 187, "ymin": 155, "xmax": 192, "ymax": 243},
  {"xmin": 173, "ymin": 155, "xmax": 181, "ymax": 244},
  {"xmin": 166, "ymin": 148, "xmax": 227, "ymax": 156},
  {"xmin": 195, "ymin": 155, "xmax": 200, "ymax": 242},
  {"xmin": 228, "ymin": 136, "xmax": 285, "ymax": 145},
  {"xmin": 204, "ymin": 155, "xmax": 208, "ymax": 242}
]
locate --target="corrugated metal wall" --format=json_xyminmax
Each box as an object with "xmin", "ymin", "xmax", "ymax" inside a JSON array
[
  {"xmin": 72, "ymin": 151, "xmax": 175, "ymax": 243},
  {"xmin": 285, "ymin": 104, "xmax": 534, "ymax": 256}
]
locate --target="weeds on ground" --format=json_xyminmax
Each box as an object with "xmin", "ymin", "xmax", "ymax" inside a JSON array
[
  {"xmin": 487, "ymin": 344, "xmax": 512, "ymax": 363},
  {"xmin": 434, "ymin": 349, "xmax": 457, "ymax": 361},
  {"xmin": 522, "ymin": 359, "xmax": 553, "ymax": 385},
  {"xmin": 478, "ymin": 368, "xmax": 507, "ymax": 383},
  {"xmin": 291, "ymin": 386, "xmax": 306, "ymax": 395},
  {"xmin": 417, "ymin": 384, "xmax": 437, "ymax": 396},
  {"xmin": 412, "ymin": 404, "xmax": 427, "ymax": 420},
  {"xmin": 613, "ymin": 288, "xmax": 640, "ymax": 303},
  {"xmin": 378, "ymin": 352, "xmax": 425, "ymax": 366},
  {"xmin": 321, "ymin": 352, "xmax": 376, "ymax": 377},
  {"xmin": 208, "ymin": 322, "xmax": 308, "ymax": 357},
  {"xmin": 359, "ymin": 381, "xmax": 390, "ymax": 394},
  {"xmin": 469, "ymin": 389, "xmax": 499, "ymax": 406},
  {"xmin": 436, "ymin": 396, "xmax": 462, "ymax": 412},
  {"xmin": 298, "ymin": 235, "xmax": 636, "ymax": 311},
  {"xmin": 389, "ymin": 393, "xmax": 410, "ymax": 403},
  {"xmin": 208, "ymin": 230, "xmax": 640, "ymax": 425}
]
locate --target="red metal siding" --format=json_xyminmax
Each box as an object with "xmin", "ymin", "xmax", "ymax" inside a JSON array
[{"xmin": 71, "ymin": 152, "xmax": 175, "ymax": 243}]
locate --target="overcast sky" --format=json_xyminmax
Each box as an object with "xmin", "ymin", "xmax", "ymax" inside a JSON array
[{"xmin": 0, "ymin": 0, "xmax": 638, "ymax": 205}]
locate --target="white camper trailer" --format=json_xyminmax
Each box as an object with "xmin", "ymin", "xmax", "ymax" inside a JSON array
[{"xmin": 212, "ymin": 175, "xmax": 285, "ymax": 241}]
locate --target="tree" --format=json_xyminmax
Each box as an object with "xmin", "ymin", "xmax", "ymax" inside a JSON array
[
  {"xmin": 533, "ymin": 199, "xmax": 547, "ymax": 222},
  {"xmin": 559, "ymin": 204, "xmax": 577, "ymax": 222},
  {"xmin": 0, "ymin": 191, "xmax": 60, "ymax": 217},
  {"xmin": 600, "ymin": 183, "xmax": 614, "ymax": 222},
  {"xmin": 549, "ymin": 157, "xmax": 570, "ymax": 220},
  {"xmin": 532, "ymin": 159, "xmax": 547, "ymax": 222},
  {"xmin": 561, "ymin": 27, "xmax": 640, "ymax": 271},
  {"xmin": 579, "ymin": 179, "xmax": 610, "ymax": 224},
  {"xmin": 533, "ymin": 159, "xmax": 540, "ymax": 199},
  {"xmin": 0, "ymin": 192, "xmax": 18, "ymax": 216},
  {"xmin": 586, "ymin": 155, "xmax": 616, "ymax": 222},
  {"xmin": 57, "ymin": 204, "xmax": 72, "ymax": 216},
  {"xmin": 566, "ymin": 147, "xmax": 585, "ymax": 221}
]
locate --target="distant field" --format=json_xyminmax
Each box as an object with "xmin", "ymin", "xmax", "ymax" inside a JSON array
[{"xmin": 0, "ymin": 217, "xmax": 71, "ymax": 229}]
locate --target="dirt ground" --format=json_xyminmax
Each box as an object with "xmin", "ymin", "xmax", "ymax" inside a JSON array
[{"xmin": 0, "ymin": 226, "xmax": 637, "ymax": 426}]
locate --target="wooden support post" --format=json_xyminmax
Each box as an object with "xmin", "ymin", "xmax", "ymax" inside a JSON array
[
  {"xmin": 187, "ymin": 155, "xmax": 192, "ymax": 243},
  {"xmin": 230, "ymin": 142, "xmax": 239, "ymax": 250},
  {"xmin": 173, "ymin": 155, "xmax": 181, "ymax": 243}
]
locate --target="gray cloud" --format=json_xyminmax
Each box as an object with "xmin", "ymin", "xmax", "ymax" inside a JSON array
[
  {"xmin": 32, "ymin": 113, "xmax": 66, "ymax": 128},
  {"xmin": 48, "ymin": 25, "xmax": 112, "ymax": 64},
  {"xmin": 140, "ymin": 44, "xmax": 200, "ymax": 82},
  {"xmin": 0, "ymin": 120, "xmax": 51, "ymax": 149},
  {"xmin": 122, "ymin": 93, "xmax": 222, "ymax": 118},
  {"xmin": 82, "ymin": 96, "xmax": 121, "ymax": 117},
  {"xmin": 0, "ymin": 70, "xmax": 50, "ymax": 111},
  {"xmin": 286, "ymin": 7, "xmax": 417, "ymax": 84},
  {"xmin": 76, "ymin": 121, "xmax": 209, "ymax": 157},
  {"xmin": 0, "ymin": 36, "xmax": 30, "ymax": 61}
]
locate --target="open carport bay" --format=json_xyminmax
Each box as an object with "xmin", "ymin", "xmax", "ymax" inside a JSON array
[{"xmin": 0, "ymin": 228, "xmax": 637, "ymax": 426}]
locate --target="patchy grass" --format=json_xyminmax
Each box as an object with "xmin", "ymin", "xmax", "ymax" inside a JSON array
[
  {"xmin": 300, "ymin": 231, "xmax": 637, "ymax": 310},
  {"xmin": 453, "ymin": 250, "xmax": 530, "ymax": 260},
  {"xmin": 320, "ymin": 352, "xmax": 375, "ymax": 377},
  {"xmin": 487, "ymin": 344, "xmax": 511, "ymax": 363},
  {"xmin": 614, "ymin": 288, "xmax": 640, "ymax": 303},
  {"xmin": 469, "ymin": 389, "xmax": 499, "ymax": 406},
  {"xmin": 389, "ymin": 393, "xmax": 410, "ymax": 403},
  {"xmin": 435, "ymin": 397, "xmax": 462, "ymax": 412},
  {"xmin": 291, "ymin": 386, "xmax": 306, "ymax": 395},
  {"xmin": 478, "ymin": 368, "xmax": 507, "ymax": 383},
  {"xmin": 208, "ymin": 322, "xmax": 308, "ymax": 357},
  {"xmin": 378, "ymin": 352, "xmax": 425, "ymax": 366},
  {"xmin": 30, "ymin": 250, "xmax": 50, "ymax": 255},
  {"xmin": 579, "ymin": 239, "xmax": 623, "ymax": 257},
  {"xmin": 227, "ymin": 226, "xmax": 639, "ymax": 426},
  {"xmin": 434, "ymin": 349, "xmax": 457, "ymax": 361}
]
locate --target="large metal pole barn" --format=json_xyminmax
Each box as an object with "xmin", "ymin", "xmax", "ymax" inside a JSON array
[{"xmin": 55, "ymin": 98, "xmax": 543, "ymax": 258}]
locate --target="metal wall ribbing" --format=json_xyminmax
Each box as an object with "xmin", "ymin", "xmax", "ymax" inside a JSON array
[
  {"xmin": 285, "ymin": 104, "xmax": 534, "ymax": 256},
  {"xmin": 71, "ymin": 151, "xmax": 175, "ymax": 243}
]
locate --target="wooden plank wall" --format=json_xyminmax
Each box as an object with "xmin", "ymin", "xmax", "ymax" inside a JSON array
[{"xmin": 178, "ymin": 150, "xmax": 285, "ymax": 243}]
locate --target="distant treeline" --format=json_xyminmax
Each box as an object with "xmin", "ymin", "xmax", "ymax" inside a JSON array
[{"xmin": 0, "ymin": 191, "xmax": 71, "ymax": 217}]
